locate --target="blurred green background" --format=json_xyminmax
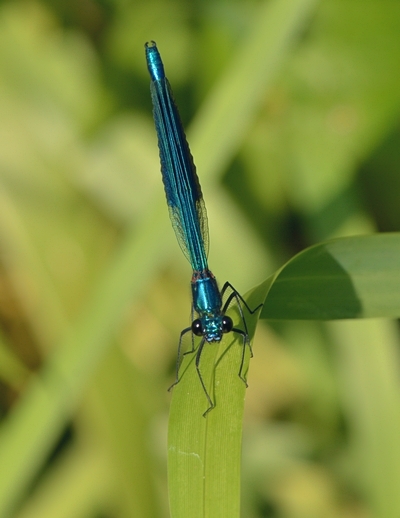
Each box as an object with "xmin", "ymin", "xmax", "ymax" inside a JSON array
[{"xmin": 0, "ymin": 0, "xmax": 400, "ymax": 517}]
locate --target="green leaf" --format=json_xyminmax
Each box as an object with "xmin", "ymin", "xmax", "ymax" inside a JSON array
[
  {"xmin": 168, "ymin": 284, "xmax": 268, "ymax": 518},
  {"xmin": 262, "ymin": 233, "xmax": 400, "ymax": 320}
]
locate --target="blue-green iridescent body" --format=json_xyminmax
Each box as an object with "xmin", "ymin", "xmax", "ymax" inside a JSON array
[
  {"xmin": 146, "ymin": 41, "xmax": 227, "ymax": 342},
  {"xmin": 145, "ymin": 41, "xmax": 260, "ymax": 412}
]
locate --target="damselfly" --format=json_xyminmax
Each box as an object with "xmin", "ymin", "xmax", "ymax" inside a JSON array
[{"xmin": 145, "ymin": 41, "xmax": 261, "ymax": 414}]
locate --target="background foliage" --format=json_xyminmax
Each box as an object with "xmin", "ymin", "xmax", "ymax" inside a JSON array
[{"xmin": 0, "ymin": 0, "xmax": 400, "ymax": 517}]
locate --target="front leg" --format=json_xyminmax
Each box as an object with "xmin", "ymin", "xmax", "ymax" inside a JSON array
[
  {"xmin": 168, "ymin": 326, "xmax": 192, "ymax": 391},
  {"xmin": 220, "ymin": 282, "xmax": 264, "ymax": 316},
  {"xmin": 195, "ymin": 338, "xmax": 215, "ymax": 417},
  {"xmin": 232, "ymin": 327, "xmax": 251, "ymax": 386},
  {"xmin": 221, "ymin": 282, "xmax": 263, "ymax": 340}
]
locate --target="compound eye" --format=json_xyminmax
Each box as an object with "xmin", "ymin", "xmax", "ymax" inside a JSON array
[
  {"xmin": 222, "ymin": 316, "xmax": 233, "ymax": 333},
  {"xmin": 191, "ymin": 319, "xmax": 203, "ymax": 336}
]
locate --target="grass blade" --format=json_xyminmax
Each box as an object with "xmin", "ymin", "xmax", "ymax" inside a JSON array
[{"xmin": 263, "ymin": 233, "xmax": 400, "ymax": 320}]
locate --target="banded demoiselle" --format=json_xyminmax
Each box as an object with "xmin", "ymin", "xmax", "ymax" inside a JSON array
[{"xmin": 145, "ymin": 41, "xmax": 261, "ymax": 414}]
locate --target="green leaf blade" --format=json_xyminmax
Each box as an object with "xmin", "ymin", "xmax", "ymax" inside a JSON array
[
  {"xmin": 167, "ymin": 284, "xmax": 267, "ymax": 518},
  {"xmin": 262, "ymin": 233, "xmax": 400, "ymax": 320}
]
